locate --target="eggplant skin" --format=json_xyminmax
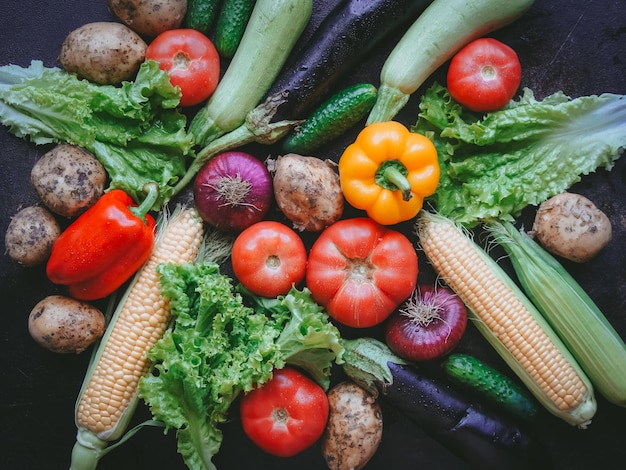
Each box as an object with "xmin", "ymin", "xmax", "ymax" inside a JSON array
[
  {"xmin": 382, "ymin": 362, "xmax": 552, "ymax": 470},
  {"xmin": 266, "ymin": 0, "xmax": 434, "ymax": 122}
]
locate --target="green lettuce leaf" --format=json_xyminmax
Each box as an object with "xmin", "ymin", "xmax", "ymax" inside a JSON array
[
  {"xmin": 412, "ymin": 83, "xmax": 626, "ymax": 226},
  {"xmin": 238, "ymin": 285, "xmax": 344, "ymax": 389},
  {"xmin": 138, "ymin": 263, "xmax": 343, "ymax": 470},
  {"xmin": 0, "ymin": 60, "xmax": 194, "ymax": 209}
]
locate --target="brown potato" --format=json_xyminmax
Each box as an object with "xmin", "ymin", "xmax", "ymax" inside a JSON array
[
  {"xmin": 108, "ymin": 0, "xmax": 187, "ymax": 38},
  {"xmin": 5, "ymin": 206, "xmax": 61, "ymax": 267},
  {"xmin": 268, "ymin": 153, "xmax": 344, "ymax": 232},
  {"xmin": 322, "ymin": 381, "xmax": 383, "ymax": 470},
  {"xmin": 28, "ymin": 295, "xmax": 106, "ymax": 354},
  {"xmin": 59, "ymin": 22, "xmax": 147, "ymax": 84},
  {"xmin": 31, "ymin": 144, "xmax": 107, "ymax": 217},
  {"xmin": 532, "ymin": 192, "xmax": 612, "ymax": 263}
]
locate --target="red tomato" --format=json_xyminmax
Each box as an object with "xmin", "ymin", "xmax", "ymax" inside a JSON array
[
  {"xmin": 231, "ymin": 221, "xmax": 307, "ymax": 298},
  {"xmin": 447, "ymin": 38, "xmax": 522, "ymax": 112},
  {"xmin": 146, "ymin": 29, "xmax": 220, "ymax": 107},
  {"xmin": 306, "ymin": 217, "xmax": 418, "ymax": 328},
  {"xmin": 240, "ymin": 367, "xmax": 329, "ymax": 457}
]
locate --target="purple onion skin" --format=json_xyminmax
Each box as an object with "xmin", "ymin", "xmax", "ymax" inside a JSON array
[
  {"xmin": 385, "ymin": 285, "xmax": 467, "ymax": 362},
  {"xmin": 193, "ymin": 151, "xmax": 273, "ymax": 232}
]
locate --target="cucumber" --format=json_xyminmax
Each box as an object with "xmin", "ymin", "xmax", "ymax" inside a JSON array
[
  {"xmin": 186, "ymin": 0, "xmax": 222, "ymax": 35},
  {"xmin": 282, "ymin": 83, "xmax": 377, "ymax": 154},
  {"xmin": 341, "ymin": 338, "xmax": 550, "ymax": 469},
  {"xmin": 442, "ymin": 353, "xmax": 538, "ymax": 421},
  {"xmin": 367, "ymin": 0, "xmax": 535, "ymax": 124},
  {"xmin": 215, "ymin": 0, "xmax": 256, "ymax": 59}
]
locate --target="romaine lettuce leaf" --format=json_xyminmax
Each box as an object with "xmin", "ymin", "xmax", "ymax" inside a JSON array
[
  {"xmin": 413, "ymin": 83, "xmax": 626, "ymax": 226},
  {"xmin": 0, "ymin": 60, "xmax": 193, "ymax": 209}
]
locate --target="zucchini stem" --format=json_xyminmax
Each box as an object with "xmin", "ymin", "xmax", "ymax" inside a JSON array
[
  {"xmin": 173, "ymin": 94, "xmax": 301, "ymax": 196},
  {"xmin": 366, "ymin": 83, "xmax": 410, "ymax": 125}
]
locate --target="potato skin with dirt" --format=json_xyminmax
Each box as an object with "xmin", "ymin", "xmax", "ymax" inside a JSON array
[
  {"xmin": 322, "ymin": 381, "xmax": 383, "ymax": 470},
  {"xmin": 28, "ymin": 295, "xmax": 106, "ymax": 354},
  {"xmin": 5, "ymin": 206, "xmax": 61, "ymax": 267},
  {"xmin": 269, "ymin": 153, "xmax": 344, "ymax": 232},
  {"xmin": 532, "ymin": 192, "xmax": 612, "ymax": 263},
  {"xmin": 108, "ymin": 0, "xmax": 187, "ymax": 38},
  {"xmin": 59, "ymin": 22, "xmax": 147, "ymax": 84},
  {"xmin": 31, "ymin": 144, "xmax": 107, "ymax": 217}
]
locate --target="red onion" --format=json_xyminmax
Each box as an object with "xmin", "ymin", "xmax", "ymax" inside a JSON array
[
  {"xmin": 193, "ymin": 151, "xmax": 273, "ymax": 232},
  {"xmin": 385, "ymin": 284, "xmax": 467, "ymax": 362}
]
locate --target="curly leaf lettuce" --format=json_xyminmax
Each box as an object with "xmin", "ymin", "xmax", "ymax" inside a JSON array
[
  {"xmin": 412, "ymin": 83, "xmax": 626, "ymax": 226},
  {"xmin": 138, "ymin": 262, "xmax": 343, "ymax": 470},
  {"xmin": 0, "ymin": 60, "xmax": 193, "ymax": 209},
  {"xmin": 238, "ymin": 285, "xmax": 344, "ymax": 389}
]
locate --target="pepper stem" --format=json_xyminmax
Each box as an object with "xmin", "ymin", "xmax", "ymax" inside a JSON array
[
  {"xmin": 381, "ymin": 164, "xmax": 413, "ymax": 202},
  {"xmin": 129, "ymin": 182, "xmax": 159, "ymax": 223}
]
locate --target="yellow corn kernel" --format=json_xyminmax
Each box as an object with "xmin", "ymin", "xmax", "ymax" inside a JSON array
[
  {"xmin": 490, "ymin": 220, "xmax": 626, "ymax": 408},
  {"xmin": 75, "ymin": 208, "xmax": 204, "ymax": 441},
  {"xmin": 416, "ymin": 211, "xmax": 596, "ymax": 428}
]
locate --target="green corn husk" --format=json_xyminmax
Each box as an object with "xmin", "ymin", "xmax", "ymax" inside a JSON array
[{"xmin": 489, "ymin": 221, "xmax": 626, "ymax": 407}]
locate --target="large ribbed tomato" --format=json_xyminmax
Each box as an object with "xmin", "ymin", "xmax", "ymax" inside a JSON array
[
  {"xmin": 306, "ymin": 217, "xmax": 418, "ymax": 328},
  {"xmin": 240, "ymin": 367, "xmax": 329, "ymax": 457}
]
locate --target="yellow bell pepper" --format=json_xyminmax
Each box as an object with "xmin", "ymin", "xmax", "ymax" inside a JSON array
[{"xmin": 338, "ymin": 121, "xmax": 440, "ymax": 225}]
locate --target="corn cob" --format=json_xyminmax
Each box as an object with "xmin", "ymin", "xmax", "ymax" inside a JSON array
[
  {"xmin": 415, "ymin": 210, "xmax": 596, "ymax": 428},
  {"xmin": 489, "ymin": 220, "xmax": 626, "ymax": 407},
  {"xmin": 70, "ymin": 207, "xmax": 204, "ymax": 470}
]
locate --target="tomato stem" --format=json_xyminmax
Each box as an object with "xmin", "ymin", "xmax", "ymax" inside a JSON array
[
  {"xmin": 172, "ymin": 51, "xmax": 191, "ymax": 71},
  {"xmin": 271, "ymin": 407, "xmax": 290, "ymax": 425},
  {"xmin": 266, "ymin": 255, "xmax": 281, "ymax": 269},
  {"xmin": 481, "ymin": 65, "xmax": 497, "ymax": 81}
]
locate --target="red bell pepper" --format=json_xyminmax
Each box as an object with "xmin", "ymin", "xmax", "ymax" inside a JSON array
[{"xmin": 46, "ymin": 185, "xmax": 158, "ymax": 300}]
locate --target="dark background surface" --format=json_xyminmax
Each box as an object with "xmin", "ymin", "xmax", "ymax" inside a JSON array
[{"xmin": 1, "ymin": 1, "xmax": 625, "ymax": 469}]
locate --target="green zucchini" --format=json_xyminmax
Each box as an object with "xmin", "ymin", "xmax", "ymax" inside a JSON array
[
  {"xmin": 367, "ymin": 0, "xmax": 535, "ymax": 124},
  {"xmin": 189, "ymin": 0, "xmax": 312, "ymax": 147},
  {"xmin": 282, "ymin": 83, "xmax": 377, "ymax": 154},
  {"xmin": 442, "ymin": 353, "xmax": 538, "ymax": 421},
  {"xmin": 186, "ymin": 0, "xmax": 222, "ymax": 35},
  {"xmin": 215, "ymin": 0, "xmax": 256, "ymax": 59}
]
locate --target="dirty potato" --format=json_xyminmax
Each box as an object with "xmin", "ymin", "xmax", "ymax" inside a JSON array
[
  {"xmin": 59, "ymin": 22, "xmax": 147, "ymax": 84},
  {"xmin": 322, "ymin": 381, "xmax": 383, "ymax": 470},
  {"xmin": 268, "ymin": 153, "xmax": 344, "ymax": 232},
  {"xmin": 5, "ymin": 206, "xmax": 61, "ymax": 267},
  {"xmin": 28, "ymin": 295, "xmax": 106, "ymax": 354},
  {"xmin": 532, "ymin": 192, "xmax": 612, "ymax": 263},
  {"xmin": 108, "ymin": 0, "xmax": 187, "ymax": 38},
  {"xmin": 31, "ymin": 144, "xmax": 107, "ymax": 217}
]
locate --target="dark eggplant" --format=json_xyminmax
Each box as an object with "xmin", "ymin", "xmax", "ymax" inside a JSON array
[
  {"xmin": 265, "ymin": 0, "xmax": 434, "ymax": 122},
  {"xmin": 341, "ymin": 338, "xmax": 552, "ymax": 470}
]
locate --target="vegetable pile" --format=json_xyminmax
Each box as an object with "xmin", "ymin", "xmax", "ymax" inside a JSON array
[
  {"xmin": 2, "ymin": 0, "xmax": 626, "ymax": 469},
  {"xmin": 138, "ymin": 265, "xmax": 342, "ymax": 469}
]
